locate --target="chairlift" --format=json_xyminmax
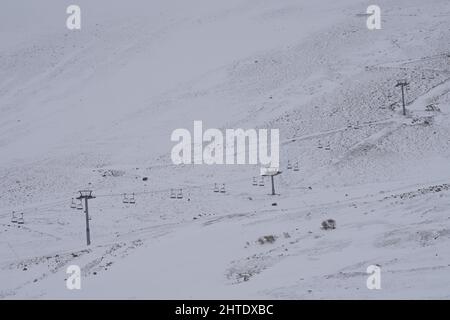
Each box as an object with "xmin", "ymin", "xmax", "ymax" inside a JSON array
[
  {"xmin": 76, "ymin": 200, "xmax": 83, "ymax": 210},
  {"xmin": 213, "ymin": 183, "xmax": 219, "ymax": 193},
  {"xmin": 11, "ymin": 211, "xmax": 17, "ymax": 223},
  {"xmin": 252, "ymin": 177, "xmax": 258, "ymax": 186},
  {"xmin": 259, "ymin": 177, "xmax": 265, "ymax": 186},
  {"xmin": 129, "ymin": 193, "xmax": 136, "ymax": 205},
  {"xmin": 318, "ymin": 140, "xmax": 323, "ymax": 149},
  {"xmin": 177, "ymin": 189, "xmax": 183, "ymax": 199},
  {"xmin": 293, "ymin": 161, "xmax": 299, "ymax": 171},
  {"xmin": 170, "ymin": 189, "xmax": 176, "ymax": 199},
  {"xmin": 70, "ymin": 198, "xmax": 76, "ymax": 209},
  {"xmin": 17, "ymin": 213, "xmax": 24, "ymax": 225},
  {"xmin": 287, "ymin": 160, "xmax": 292, "ymax": 170},
  {"xmin": 220, "ymin": 184, "xmax": 226, "ymax": 193},
  {"xmin": 325, "ymin": 142, "xmax": 331, "ymax": 150},
  {"xmin": 123, "ymin": 193, "xmax": 129, "ymax": 204}
]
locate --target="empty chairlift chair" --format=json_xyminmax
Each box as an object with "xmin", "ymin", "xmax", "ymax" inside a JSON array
[
  {"xmin": 76, "ymin": 200, "xmax": 83, "ymax": 210},
  {"xmin": 252, "ymin": 177, "xmax": 258, "ymax": 186},
  {"xmin": 170, "ymin": 189, "xmax": 176, "ymax": 199},
  {"xmin": 177, "ymin": 189, "xmax": 183, "ymax": 199},
  {"xmin": 17, "ymin": 213, "xmax": 24, "ymax": 225},
  {"xmin": 70, "ymin": 198, "xmax": 76, "ymax": 209},
  {"xmin": 293, "ymin": 161, "xmax": 299, "ymax": 172},
  {"xmin": 220, "ymin": 184, "xmax": 226, "ymax": 193},
  {"xmin": 123, "ymin": 193, "xmax": 129, "ymax": 204},
  {"xmin": 213, "ymin": 183, "xmax": 219, "ymax": 193},
  {"xmin": 259, "ymin": 177, "xmax": 265, "ymax": 186}
]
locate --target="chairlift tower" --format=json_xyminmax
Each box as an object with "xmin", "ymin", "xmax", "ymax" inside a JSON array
[
  {"xmin": 261, "ymin": 168, "xmax": 282, "ymax": 196},
  {"xmin": 395, "ymin": 79, "xmax": 409, "ymax": 116},
  {"xmin": 76, "ymin": 190, "xmax": 95, "ymax": 246}
]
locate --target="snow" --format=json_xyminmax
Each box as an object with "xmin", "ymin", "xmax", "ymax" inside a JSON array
[{"xmin": 1, "ymin": 0, "xmax": 450, "ymax": 299}]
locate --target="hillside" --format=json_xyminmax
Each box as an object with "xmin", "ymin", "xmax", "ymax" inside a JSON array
[{"xmin": 0, "ymin": 0, "xmax": 449, "ymax": 298}]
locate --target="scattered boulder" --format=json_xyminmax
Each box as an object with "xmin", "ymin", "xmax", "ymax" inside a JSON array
[{"xmin": 321, "ymin": 219, "xmax": 336, "ymax": 230}]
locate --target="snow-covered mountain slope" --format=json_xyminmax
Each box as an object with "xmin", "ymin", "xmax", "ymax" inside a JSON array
[{"xmin": 0, "ymin": 0, "xmax": 449, "ymax": 298}]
